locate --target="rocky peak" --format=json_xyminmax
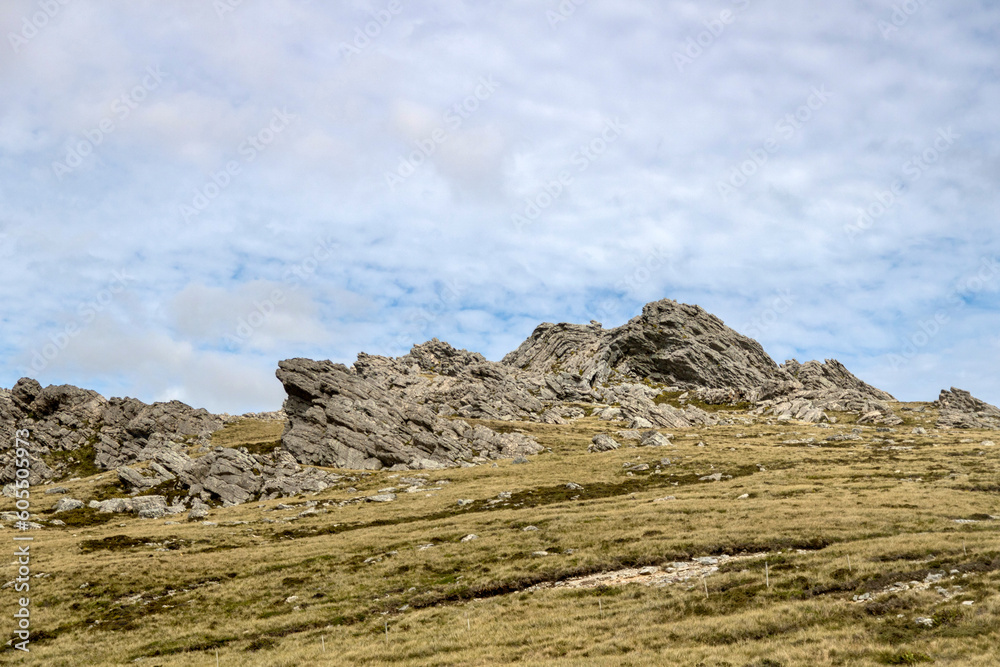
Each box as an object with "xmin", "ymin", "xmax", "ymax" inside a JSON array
[{"xmin": 503, "ymin": 298, "xmax": 779, "ymax": 391}]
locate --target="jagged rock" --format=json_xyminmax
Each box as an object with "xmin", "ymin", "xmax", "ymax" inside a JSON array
[
  {"xmin": 589, "ymin": 434, "xmax": 620, "ymax": 453},
  {"xmin": 782, "ymin": 359, "xmax": 894, "ymax": 401},
  {"xmin": 276, "ymin": 356, "xmax": 542, "ymax": 471},
  {"xmin": 188, "ymin": 507, "xmax": 209, "ymax": 520},
  {"xmin": 935, "ymin": 388, "xmax": 1000, "ymax": 429},
  {"xmin": 504, "ymin": 299, "xmax": 779, "ymax": 391},
  {"xmin": 117, "ymin": 466, "xmax": 157, "ymax": 489},
  {"xmin": 756, "ymin": 360, "xmax": 899, "ymax": 425}
]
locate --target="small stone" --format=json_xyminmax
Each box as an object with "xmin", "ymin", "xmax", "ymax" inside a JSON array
[
  {"xmin": 736, "ymin": 493, "xmax": 749, "ymax": 499},
  {"xmin": 565, "ymin": 482, "xmax": 583, "ymax": 491},
  {"xmin": 522, "ymin": 525, "xmax": 539, "ymax": 532},
  {"xmin": 460, "ymin": 534, "xmax": 478, "ymax": 542},
  {"xmin": 457, "ymin": 499, "xmax": 474, "ymax": 506},
  {"xmin": 512, "ymin": 456, "xmax": 529, "ymax": 465},
  {"xmin": 915, "ymin": 617, "xmax": 934, "ymax": 627}
]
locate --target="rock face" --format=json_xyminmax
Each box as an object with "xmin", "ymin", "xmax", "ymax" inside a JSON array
[
  {"xmin": 276, "ymin": 354, "xmax": 543, "ymax": 470},
  {"xmin": 935, "ymin": 388, "xmax": 1000, "ymax": 429},
  {"xmin": 503, "ymin": 299, "xmax": 779, "ymax": 391}
]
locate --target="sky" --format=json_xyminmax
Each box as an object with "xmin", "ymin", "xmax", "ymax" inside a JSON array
[{"xmin": 1, "ymin": 0, "xmax": 998, "ymax": 414}]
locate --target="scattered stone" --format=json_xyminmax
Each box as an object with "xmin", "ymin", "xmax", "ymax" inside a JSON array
[
  {"xmin": 565, "ymin": 482, "xmax": 583, "ymax": 491},
  {"xmin": 460, "ymin": 534, "xmax": 478, "ymax": 542},
  {"xmin": 44, "ymin": 487, "xmax": 69, "ymax": 495},
  {"xmin": 522, "ymin": 525, "xmax": 539, "ymax": 532},
  {"xmin": 915, "ymin": 617, "xmax": 934, "ymax": 627},
  {"xmin": 457, "ymin": 499, "xmax": 474, "ymax": 507},
  {"xmin": 365, "ymin": 494, "xmax": 396, "ymax": 503}
]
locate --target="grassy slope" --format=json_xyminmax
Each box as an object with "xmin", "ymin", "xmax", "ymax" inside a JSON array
[{"xmin": 2, "ymin": 404, "xmax": 999, "ymax": 666}]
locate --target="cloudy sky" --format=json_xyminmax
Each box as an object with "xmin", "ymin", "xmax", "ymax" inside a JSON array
[{"xmin": 1, "ymin": 0, "xmax": 997, "ymax": 413}]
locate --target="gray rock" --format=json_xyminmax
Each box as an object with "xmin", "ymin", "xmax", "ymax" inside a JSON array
[
  {"xmin": 935, "ymin": 388, "xmax": 1000, "ymax": 430},
  {"xmin": 44, "ymin": 487, "xmax": 69, "ymax": 495},
  {"xmin": 54, "ymin": 498, "xmax": 83, "ymax": 512},
  {"xmin": 276, "ymin": 351, "xmax": 543, "ymax": 471},
  {"xmin": 188, "ymin": 507, "xmax": 209, "ymax": 520},
  {"xmin": 640, "ymin": 431, "xmax": 673, "ymax": 447},
  {"xmin": 589, "ymin": 434, "xmax": 620, "ymax": 453}
]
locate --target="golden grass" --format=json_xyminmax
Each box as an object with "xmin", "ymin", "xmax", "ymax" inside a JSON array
[{"xmin": 2, "ymin": 403, "xmax": 998, "ymax": 665}]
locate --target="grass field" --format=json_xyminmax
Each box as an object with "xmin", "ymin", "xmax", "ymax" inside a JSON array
[{"xmin": 2, "ymin": 403, "xmax": 999, "ymax": 665}]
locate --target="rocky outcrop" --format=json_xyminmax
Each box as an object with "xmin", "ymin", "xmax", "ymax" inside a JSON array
[
  {"xmin": 0, "ymin": 378, "xmax": 340, "ymax": 506},
  {"xmin": 754, "ymin": 359, "xmax": 901, "ymax": 425},
  {"xmin": 276, "ymin": 356, "xmax": 543, "ymax": 471},
  {"xmin": 781, "ymin": 359, "xmax": 894, "ymax": 402},
  {"xmin": 935, "ymin": 388, "xmax": 1000, "ymax": 429},
  {"xmin": 503, "ymin": 299, "xmax": 780, "ymax": 391}
]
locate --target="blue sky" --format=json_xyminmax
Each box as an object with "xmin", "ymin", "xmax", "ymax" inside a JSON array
[{"xmin": 1, "ymin": 0, "xmax": 998, "ymax": 413}]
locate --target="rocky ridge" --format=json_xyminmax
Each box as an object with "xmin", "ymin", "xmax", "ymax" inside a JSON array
[{"xmin": 4, "ymin": 298, "xmax": 998, "ymax": 516}]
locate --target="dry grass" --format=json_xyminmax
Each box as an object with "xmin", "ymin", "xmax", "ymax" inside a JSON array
[{"xmin": 2, "ymin": 402, "xmax": 999, "ymax": 665}]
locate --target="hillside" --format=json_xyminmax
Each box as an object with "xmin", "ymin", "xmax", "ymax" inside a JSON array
[{"xmin": 1, "ymin": 298, "xmax": 999, "ymax": 665}]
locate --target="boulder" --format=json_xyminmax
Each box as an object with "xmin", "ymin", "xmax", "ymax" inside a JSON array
[{"xmin": 589, "ymin": 434, "xmax": 620, "ymax": 453}]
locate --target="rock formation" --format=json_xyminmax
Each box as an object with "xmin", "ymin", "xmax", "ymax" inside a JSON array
[
  {"xmin": 276, "ymin": 354, "xmax": 543, "ymax": 470},
  {"xmin": 8, "ymin": 296, "xmax": 985, "ymax": 505},
  {"xmin": 935, "ymin": 388, "xmax": 1000, "ymax": 429},
  {"xmin": 0, "ymin": 378, "xmax": 339, "ymax": 506},
  {"xmin": 503, "ymin": 299, "xmax": 779, "ymax": 391}
]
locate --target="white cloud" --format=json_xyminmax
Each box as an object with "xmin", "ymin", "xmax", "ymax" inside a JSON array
[{"xmin": 0, "ymin": 1, "xmax": 998, "ymax": 410}]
